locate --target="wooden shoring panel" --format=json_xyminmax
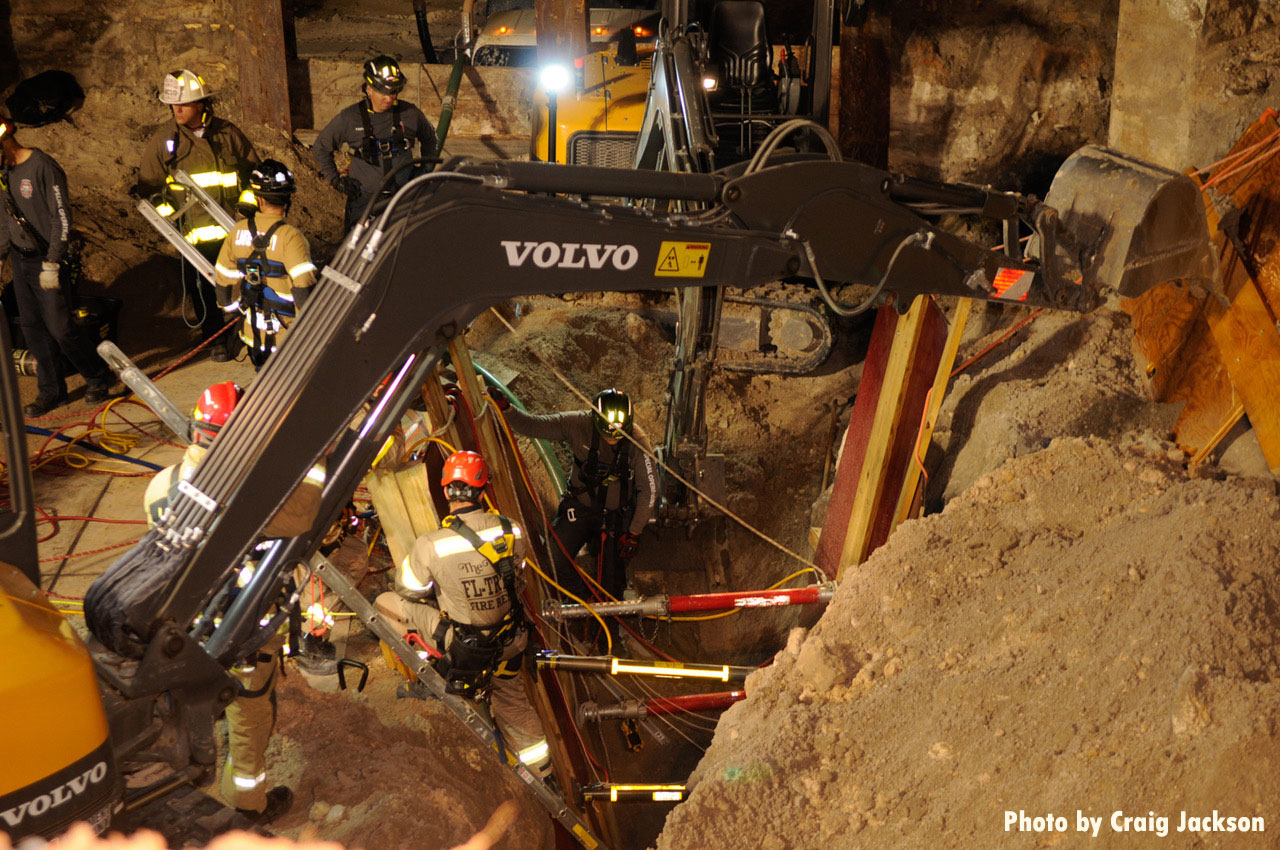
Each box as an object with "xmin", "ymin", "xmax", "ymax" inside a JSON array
[
  {"xmin": 813, "ymin": 305, "xmax": 897, "ymax": 576},
  {"xmin": 1122, "ymin": 109, "xmax": 1280, "ymax": 467},
  {"xmin": 814, "ymin": 298, "xmax": 947, "ymax": 581},
  {"xmin": 892, "ymin": 298, "xmax": 972, "ymax": 528},
  {"xmin": 839, "ymin": 296, "xmax": 946, "ymax": 573},
  {"xmin": 448, "ymin": 335, "xmax": 603, "ymax": 842}
]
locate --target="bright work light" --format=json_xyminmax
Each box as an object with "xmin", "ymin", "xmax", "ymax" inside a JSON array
[{"xmin": 539, "ymin": 63, "xmax": 571, "ymax": 93}]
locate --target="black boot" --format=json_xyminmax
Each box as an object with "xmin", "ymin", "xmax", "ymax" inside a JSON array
[
  {"xmin": 294, "ymin": 633, "xmax": 338, "ymax": 676},
  {"xmin": 236, "ymin": 785, "xmax": 292, "ymax": 825}
]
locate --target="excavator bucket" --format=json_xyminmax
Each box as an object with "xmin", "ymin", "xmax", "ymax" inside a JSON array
[{"xmin": 1042, "ymin": 145, "xmax": 1218, "ymax": 299}]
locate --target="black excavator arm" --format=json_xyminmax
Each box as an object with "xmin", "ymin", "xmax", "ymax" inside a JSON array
[
  {"xmin": 87, "ymin": 152, "xmax": 1206, "ymax": 657},
  {"xmin": 88, "ymin": 155, "xmax": 1115, "ymax": 653},
  {"xmin": 80, "ymin": 154, "xmax": 1211, "ymax": 838}
]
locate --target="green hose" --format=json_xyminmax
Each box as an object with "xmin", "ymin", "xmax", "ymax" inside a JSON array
[
  {"xmin": 471, "ymin": 360, "xmax": 568, "ymax": 495},
  {"xmin": 435, "ymin": 53, "xmax": 468, "ymax": 153}
]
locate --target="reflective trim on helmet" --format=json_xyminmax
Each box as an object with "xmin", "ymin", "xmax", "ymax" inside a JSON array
[
  {"xmin": 185, "ymin": 224, "xmax": 228, "ymax": 244},
  {"xmin": 289, "ymin": 261, "xmax": 316, "ymax": 279}
]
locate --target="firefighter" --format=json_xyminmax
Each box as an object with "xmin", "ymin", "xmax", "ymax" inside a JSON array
[
  {"xmin": 0, "ymin": 116, "xmax": 112, "ymax": 417},
  {"xmin": 374, "ymin": 450, "xmax": 550, "ymax": 774},
  {"xmin": 493, "ymin": 388, "xmax": 656, "ymax": 607},
  {"xmin": 213, "ymin": 159, "xmax": 316, "ymax": 370},
  {"xmin": 312, "ymin": 55, "xmax": 437, "ymax": 233},
  {"xmin": 142, "ymin": 382, "xmax": 298, "ymax": 824},
  {"xmin": 137, "ymin": 69, "xmax": 258, "ymax": 362}
]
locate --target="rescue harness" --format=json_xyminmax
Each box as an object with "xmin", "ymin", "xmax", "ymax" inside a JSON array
[
  {"xmin": 236, "ymin": 214, "xmax": 293, "ymax": 368},
  {"xmin": 431, "ymin": 513, "xmax": 527, "ymax": 699},
  {"xmin": 357, "ymin": 99, "xmax": 409, "ymax": 178},
  {"xmin": 569, "ymin": 427, "xmax": 634, "ymax": 511}
]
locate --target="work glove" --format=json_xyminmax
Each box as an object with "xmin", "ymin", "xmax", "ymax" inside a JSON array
[
  {"xmin": 39, "ymin": 261, "xmax": 60, "ymax": 291},
  {"xmin": 331, "ymin": 175, "xmax": 363, "ymax": 198},
  {"xmin": 486, "ymin": 385, "xmax": 511, "ymax": 411},
  {"xmin": 617, "ymin": 531, "xmax": 640, "ymax": 560}
]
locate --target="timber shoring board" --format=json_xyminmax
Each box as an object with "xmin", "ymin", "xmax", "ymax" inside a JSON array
[
  {"xmin": 1122, "ymin": 109, "xmax": 1280, "ymax": 467},
  {"xmin": 814, "ymin": 305, "xmax": 897, "ymax": 576}
]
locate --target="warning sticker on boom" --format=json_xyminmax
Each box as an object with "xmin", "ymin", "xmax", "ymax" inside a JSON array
[{"xmin": 654, "ymin": 241, "xmax": 711, "ymax": 278}]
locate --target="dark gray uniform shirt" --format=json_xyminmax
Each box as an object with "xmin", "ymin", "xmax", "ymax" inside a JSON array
[
  {"xmin": 503, "ymin": 407, "xmax": 657, "ymax": 536},
  {"xmin": 312, "ymin": 100, "xmax": 437, "ymax": 193},
  {"xmin": 0, "ymin": 148, "xmax": 71, "ymax": 262}
]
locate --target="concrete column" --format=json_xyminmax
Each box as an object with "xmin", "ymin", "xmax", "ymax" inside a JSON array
[{"xmin": 1109, "ymin": 0, "xmax": 1279, "ymax": 170}]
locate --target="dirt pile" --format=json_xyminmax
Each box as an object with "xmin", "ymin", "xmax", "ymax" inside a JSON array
[
  {"xmin": 261, "ymin": 658, "xmax": 553, "ymax": 850},
  {"xmin": 929, "ymin": 308, "xmax": 1183, "ymax": 507},
  {"xmin": 656, "ymin": 436, "xmax": 1280, "ymax": 849}
]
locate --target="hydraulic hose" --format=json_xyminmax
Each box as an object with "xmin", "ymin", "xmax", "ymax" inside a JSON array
[
  {"xmin": 470, "ymin": 360, "xmax": 567, "ymax": 495},
  {"xmin": 25, "ymin": 425, "xmax": 165, "ymax": 471}
]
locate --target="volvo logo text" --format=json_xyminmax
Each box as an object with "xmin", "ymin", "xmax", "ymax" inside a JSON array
[
  {"xmin": 0, "ymin": 761, "xmax": 109, "ymax": 828},
  {"xmin": 501, "ymin": 241, "xmax": 639, "ymax": 271}
]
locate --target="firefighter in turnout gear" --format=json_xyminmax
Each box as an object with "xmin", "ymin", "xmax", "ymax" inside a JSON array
[
  {"xmin": 137, "ymin": 69, "xmax": 258, "ymax": 361},
  {"xmin": 141, "ymin": 382, "xmax": 304, "ymax": 825},
  {"xmin": 213, "ymin": 159, "xmax": 316, "ymax": 370},
  {"xmin": 495, "ymin": 388, "xmax": 656, "ymax": 606},
  {"xmin": 374, "ymin": 450, "xmax": 550, "ymax": 773},
  {"xmin": 313, "ymin": 55, "xmax": 437, "ymax": 232}
]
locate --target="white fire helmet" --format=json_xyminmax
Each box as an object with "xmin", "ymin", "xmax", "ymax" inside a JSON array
[{"xmin": 160, "ymin": 69, "xmax": 212, "ymax": 105}]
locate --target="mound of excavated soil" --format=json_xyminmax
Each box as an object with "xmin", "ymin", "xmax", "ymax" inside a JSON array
[{"xmin": 656, "ymin": 436, "xmax": 1280, "ymax": 849}]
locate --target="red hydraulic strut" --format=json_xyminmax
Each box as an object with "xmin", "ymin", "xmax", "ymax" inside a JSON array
[{"xmin": 543, "ymin": 583, "xmax": 835, "ymax": 621}]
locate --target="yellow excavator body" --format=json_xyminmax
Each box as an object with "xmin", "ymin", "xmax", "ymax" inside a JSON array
[
  {"xmin": 532, "ymin": 47, "xmax": 654, "ymax": 165},
  {"xmin": 0, "ymin": 563, "xmax": 117, "ymax": 840}
]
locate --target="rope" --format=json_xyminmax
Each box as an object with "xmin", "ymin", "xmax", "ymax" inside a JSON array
[{"xmin": 487, "ymin": 306, "xmax": 826, "ymax": 581}]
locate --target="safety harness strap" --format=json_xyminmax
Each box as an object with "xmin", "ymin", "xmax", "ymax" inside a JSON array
[{"xmin": 358, "ymin": 100, "xmax": 406, "ymax": 176}]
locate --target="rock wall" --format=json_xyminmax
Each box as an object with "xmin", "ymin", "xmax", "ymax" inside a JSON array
[
  {"xmin": 888, "ymin": 0, "xmax": 1119, "ymax": 190},
  {"xmin": 1109, "ymin": 0, "xmax": 1280, "ymax": 170},
  {"xmin": 3, "ymin": 0, "xmax": 240, "ymax": 110}
]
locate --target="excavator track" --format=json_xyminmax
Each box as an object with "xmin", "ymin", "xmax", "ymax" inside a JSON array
[{"xmin": 716, "ymin": 295, "xmax": 833, "ymax": 374}]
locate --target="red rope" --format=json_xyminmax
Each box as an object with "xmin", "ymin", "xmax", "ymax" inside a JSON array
[{"xmin": 40, "ymin": 537, "xmax": 141, "ymax": 564}]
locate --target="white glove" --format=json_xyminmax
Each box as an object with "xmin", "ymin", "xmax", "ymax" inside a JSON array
[{"xmin": 39, "ymin": 262, "xmax": 60, "ymax": 291}]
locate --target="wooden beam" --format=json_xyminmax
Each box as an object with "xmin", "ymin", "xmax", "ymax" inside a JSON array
[
  {"xmin": 838, "ymin": 296, "xmax": 944, "ymax": 574},
  {"xmin": 836, "ymin": 2, "xmax": 889, "ymax": 167},
  {"xmin": 233, "ymin": 0, "xmax": 293, "ymax": 133},
  {"xmin": 893, "ymin": 298, "xmax": 972, "ymax": 528}
]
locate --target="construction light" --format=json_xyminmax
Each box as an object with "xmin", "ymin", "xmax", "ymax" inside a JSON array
[
  {"xmin": 539, "ymin": 63, "xmax": 571, "ymax": 94},
  {"xmin": 633, "ymin": 25, "xmax": 652, "ymax": 37},
  {"xmin": 611, "ymin": 657, "xmax": 731, "ymax": 681},
  {"xmin": 701, "ymin": 75, "xmax": 717, "ymax": 91}
]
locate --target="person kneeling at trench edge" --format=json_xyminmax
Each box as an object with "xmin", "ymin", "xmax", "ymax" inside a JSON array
[
  {"xmin": 213, "ymin": 159, "xmax": 316, "ymax": 370},
  {"xmin": 374, "ymin": 450, "xmax": 551, "ymax": 775}
]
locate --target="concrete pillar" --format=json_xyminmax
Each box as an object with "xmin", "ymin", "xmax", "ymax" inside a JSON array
[{"xmin": 1110, "ymin": 0, "xmax": 1279, "ymax": 170}]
